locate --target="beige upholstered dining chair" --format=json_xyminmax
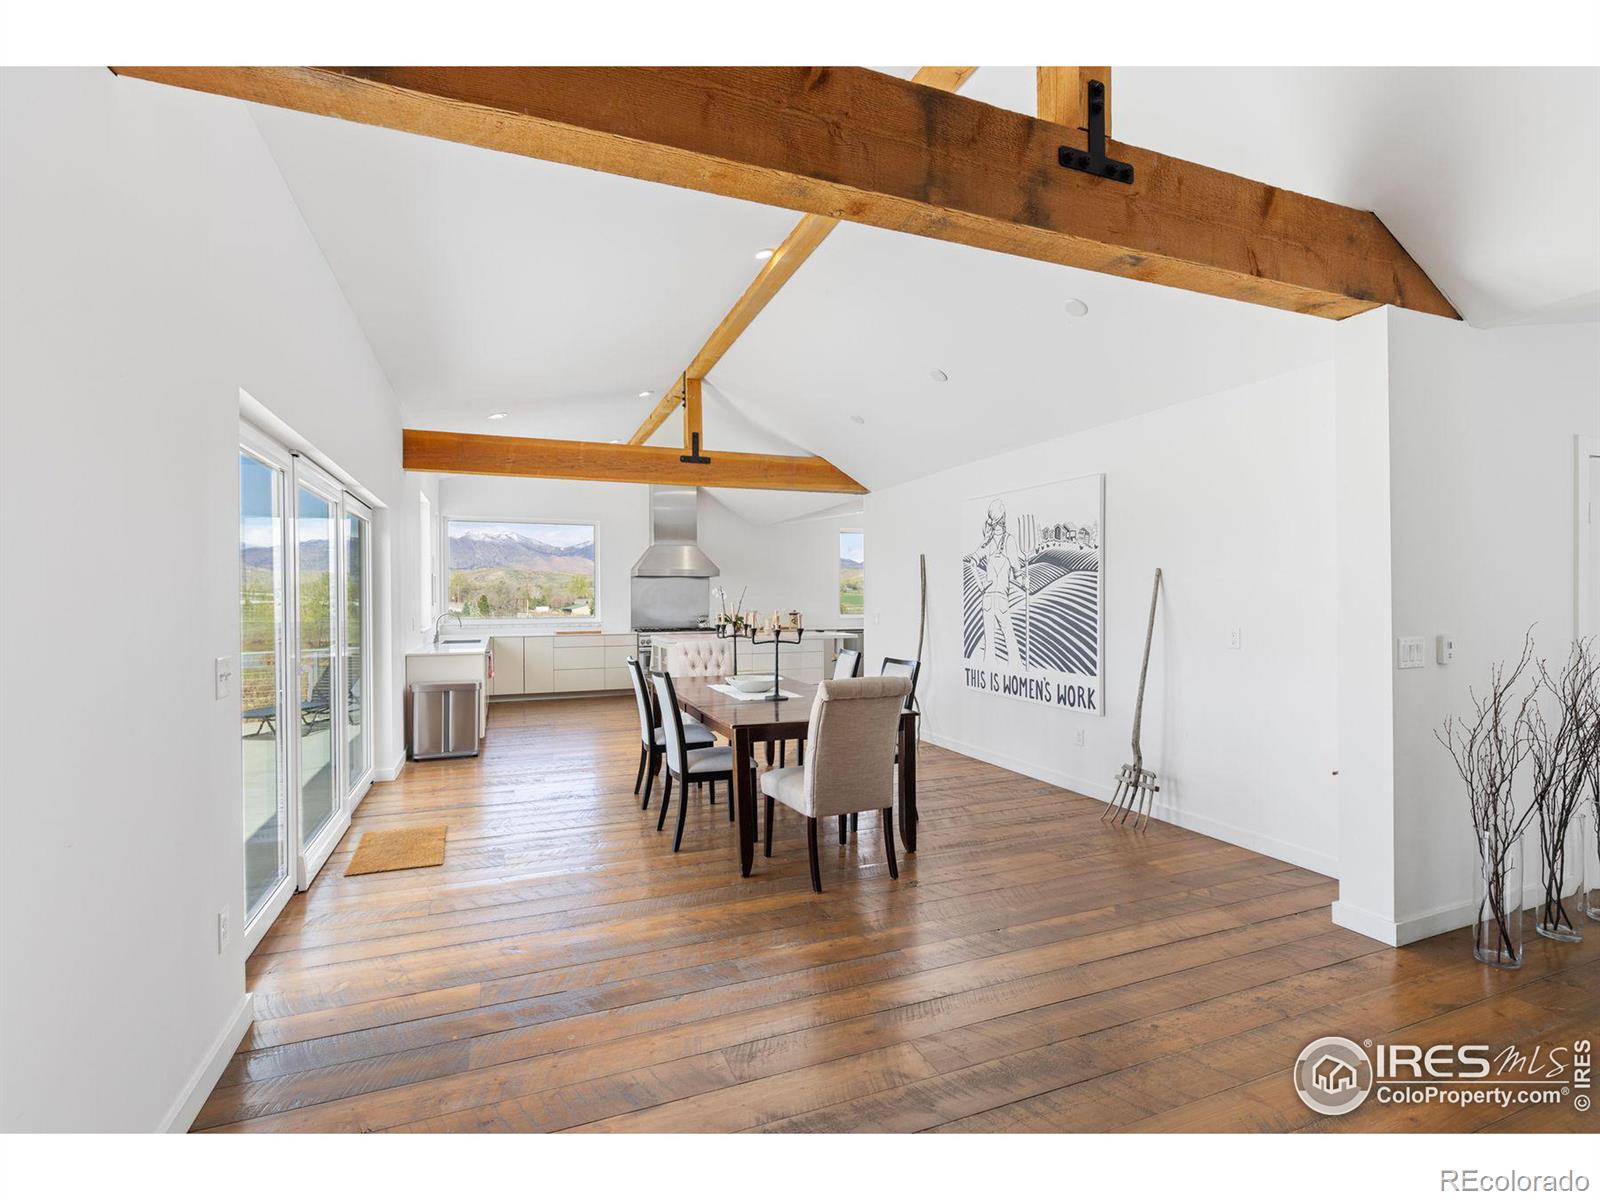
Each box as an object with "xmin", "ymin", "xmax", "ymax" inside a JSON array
[{"xmin": 759, "ymin": 675, "xmax": 912, "ymax": 892}]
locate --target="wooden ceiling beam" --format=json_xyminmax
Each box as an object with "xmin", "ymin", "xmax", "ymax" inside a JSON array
[
  {"xmin": 626, "ymin": 65, "xmax": 978, "ymax": 446},
  {"xmin": 1037, "ymin": 67, "xmax": 1111, "ymax": 133},
  {"xmin": 112, "ymin": 66, "xmax": 1458, "ymax": 323},
  {"xmin": 403, "ymin": 429, "xmax": 866, "ymax": 493}
]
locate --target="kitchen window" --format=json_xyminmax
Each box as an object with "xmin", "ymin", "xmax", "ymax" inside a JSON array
[
  {"xmin": 445, "ymin": 519, "xmax": 597, "ymax": 621},
  {"xmin": 839, "ymin": 530, "xmax": 864, "ymax": 616}
]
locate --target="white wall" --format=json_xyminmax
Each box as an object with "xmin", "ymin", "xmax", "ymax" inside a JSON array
[
  {"xmin": 699, "ymin": 495, "xmax": 866, "ymax": 637},
  {"xmin": 1329, "ymin": 309, "xmax": 1401, "ymax": 940},
  {"xmin": 1382, "ymin": 309, "xmax": 1600, "ymax": 942},
  {"xmin": 864, "ymin": 363, "xmax": 1342, "ymax": 874},
  {"xmin": 0, "ymin": 68, "xmax": 407, "ymax": 1130}
]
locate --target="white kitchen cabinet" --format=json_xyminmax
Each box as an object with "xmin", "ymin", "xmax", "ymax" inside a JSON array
[
  {"xmin": 489, "ymin": 637, "xmax": 525, "ymax": 696},
  {"xmin": 553, "ymin": 645, "xmax": 606, "ymax": 671},
  {"xmin": 552, "ymin": 667, "xmax": 606, "ymax": 692},
  {"xmin": 523, "ymin": 636, "xmax": 554, "ymax": 694}
]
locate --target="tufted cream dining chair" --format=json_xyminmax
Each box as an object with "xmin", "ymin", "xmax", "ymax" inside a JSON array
[
  {"xmin": 659, "ymin": 637, "xmax": 735, "ymax": 678},
  {"xmin": 758, "ymin": 675, "xmax": 912, "ymax": 892}
]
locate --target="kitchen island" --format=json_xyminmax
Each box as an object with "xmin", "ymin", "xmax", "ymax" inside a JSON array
[{"xmin": 649, "ymin": 630, "xmax": 860, "ymax": 682}]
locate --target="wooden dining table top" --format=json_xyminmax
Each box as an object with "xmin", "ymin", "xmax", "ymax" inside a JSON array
[{"xmin": 669, "ymin": 675, "xmax": 820, "ymax": 738}]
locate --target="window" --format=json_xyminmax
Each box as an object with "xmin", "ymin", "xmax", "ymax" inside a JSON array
[
  {"xmin": 839, "ymin": 530, "xmax": 864, "ymax": 616},
  {"xmin": 446, "ymin": 519, "xmax": 597, "ymax": 621}
]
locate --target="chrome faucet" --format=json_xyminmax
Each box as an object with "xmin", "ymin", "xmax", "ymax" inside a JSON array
[{"xmin": 433, "ymin": 611, "xmax": 463, "ymax": 644}]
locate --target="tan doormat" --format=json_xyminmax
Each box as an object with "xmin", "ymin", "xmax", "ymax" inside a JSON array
[{"xmin": 345, "ymin": 825, "xmax": 447, "ymax": 876}]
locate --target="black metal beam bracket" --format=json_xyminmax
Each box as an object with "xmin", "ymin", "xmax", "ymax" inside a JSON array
[{"xmin": 1056, "ymin": 80, "xmax": 1133, "ymax": 185}]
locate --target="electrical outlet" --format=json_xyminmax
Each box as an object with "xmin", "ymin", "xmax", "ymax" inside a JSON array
[
  {"xmin": 1436, "ymin": 635, "xmax": 1455, "ymax": 665},
  {"xmin": 214, "ymin": 655, "xmax": 235, "ymax": 700},
  {"xmin": 1227, "ymin": 627, "xmax": 1242, "ymax": 650},
  {"xmin": 1074, "ymin": 729, "xmax": 1086, "ymax": 747},
  {"xmin": 217, "ymin": 909, "xmax": 229, "ymax": 954}
]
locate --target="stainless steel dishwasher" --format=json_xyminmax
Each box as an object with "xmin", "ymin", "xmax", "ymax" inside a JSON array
[{"xmin": 409, "ymin": 681, "xmax": 481, "ymax": 760}]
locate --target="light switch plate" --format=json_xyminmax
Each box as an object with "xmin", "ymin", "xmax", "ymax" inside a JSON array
[
  {"xmin": 1436, "ymin": 635, "xmax": 1455, "ymax": 665},
  {"xmin": 1227, "ymin": 627, "xmax": 1242, "ymax": 650},
  {"xmin": 214, "ymin": 655, "xmax": 235, "ymax": 699},
  {"xmin": 1397, "ymin": 637, "xmax": 1426, "ymax": 670}
]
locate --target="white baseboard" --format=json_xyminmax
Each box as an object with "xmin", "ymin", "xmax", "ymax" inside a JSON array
[
  {"xmin": 374, "ymin": 752, "xmax": 406, "ymax": 782},
  {"xmin": 160, "ymin": 992, "xmax": 252, "ymax": 1133},
  {"xmin": 1330, "ymin": 900, "xmax": 1402, "ymax": 946},
  {"xmin": 920, "ymin": 730, "xmax": 1338, "ymax": 877},
  {"xmin": 1336, "ymin": 883, "xmax": 1550, "ymax": 948}
]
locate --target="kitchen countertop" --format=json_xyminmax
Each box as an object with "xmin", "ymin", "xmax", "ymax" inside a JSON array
[
  {"xmin": 649, "ymin": 630, "xmax": 860, "ymax": 642},
  {"xmin": 405, "ymin": 638, "xmax": 491, "ymax": 657}
]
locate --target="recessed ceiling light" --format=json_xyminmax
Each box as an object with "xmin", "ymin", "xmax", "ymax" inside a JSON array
[
  {"xmin": 1064, "ymin": 298, "xmax": 1090, "ymax": 317},
  {"xmin": 929, "ymin": 369, "xmax": 949, "ymax": 383},
  {"xmin": 850, "ymin": 415, "xmax": 866, "ymax": 425},
  {"xmin": 754, "ymin": 248, "xmax": 776, "ymax": 261},
  {"xmin": 637, "ymin": 390, "xmax": 651, "ymax": 398},
  {"xmin": 487, "ymin": 411, "xmax": 508, "ymax": 420}
]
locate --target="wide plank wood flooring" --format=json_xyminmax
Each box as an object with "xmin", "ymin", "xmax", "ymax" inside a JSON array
[{"xmin": 197, "ymin": 696, "xmax": 1599, "ymax": 1133}]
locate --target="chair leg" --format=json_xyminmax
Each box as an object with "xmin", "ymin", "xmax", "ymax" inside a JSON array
[
  {"xmin": 850, "ymin": 812, "xmax": 858, "ymax": 834},
  {"xmin": 779, "ymin": 741, "xmax": 786, "ymax": 767},
  {"xmin": 673, "ymin": 778, "xmax": 691, "ymax": 852},
  {"xmin": 764, "ymin": 796, "xmax": 775, "ymax": 857},
  {"xmin": 838, "ymin": 814, "xmax": 848, "ymax": 845},
  {"xmin": 806, "ymin": 817, "xmax": 822, "ymax": 893},
  {"xmin": 634, "ymin": 745, "xmax": 648, "ymax": 794},
  {"xmin": 656, "ymin": 772, "xmax": 673, "ymax": 831},
  {"xmin": 728, "ymin": 779, "xmax": 736, "ymax": 821},
  {"xmin": 708, "ymin": 780, "xmax": 715, "ymax": 805},
  {"xmin": 642, "ymin": 747, "xmax": 660, "ymax": 811},
  {"xmin": 796, "ymin": 738, "xmax": 804, "ymax": 766},
  {"xmin": 881, "ymin": 808, "xmax": 898, "ymax": 879}
]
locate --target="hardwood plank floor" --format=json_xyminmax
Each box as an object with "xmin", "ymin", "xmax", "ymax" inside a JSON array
[{"xmin": 198, "ymin": 696, "xmax": 1599, "ymax": 1133}]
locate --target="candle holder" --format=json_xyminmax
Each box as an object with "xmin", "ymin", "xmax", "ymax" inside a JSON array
[
  {"xmin": 713, "ymin": 620, "xmax": 746, "ymax": 676},
  {"xmin": 748, "ymin": 626, "xmax": 803, "ymax": 700}
]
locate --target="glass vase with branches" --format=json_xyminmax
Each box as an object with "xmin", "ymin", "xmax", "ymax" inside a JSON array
[
  {"xmin": 1437, "ymin": 634, "xmax": 1539, "ymax": 968},
  {"xmin": 1528, "ymin": 639, "xmax": 1599, "ymax": 942}
]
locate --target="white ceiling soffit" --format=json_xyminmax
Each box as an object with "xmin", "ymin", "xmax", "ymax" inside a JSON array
[
  {"xmin": 710, "ymin": 219, "xmax": 1333, "ymax": 492},
  {"xmin": 246, "ymin": 102, "xmax": 804, "ymax": 426},
  {"xmin": 910, "ymin": 66, "xmax": 1600, "ymax": 329}
]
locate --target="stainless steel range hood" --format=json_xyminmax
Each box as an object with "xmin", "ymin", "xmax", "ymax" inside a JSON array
[{"xmin": 630, "ymin": 484, "xmax": 720, "ymax": 578}]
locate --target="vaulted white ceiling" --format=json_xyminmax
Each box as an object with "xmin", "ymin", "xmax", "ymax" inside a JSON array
[{"xmin": 248, "ymin": 66, "xmax": 1599, "ymax": 523}]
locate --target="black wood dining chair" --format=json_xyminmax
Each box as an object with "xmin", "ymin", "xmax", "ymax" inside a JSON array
[
  {"xmin": 627, "ymin": 657, "xmax": 712, "ymax": 811},
  {"xmin": 650, "ymin": 669, "xmax": 738, "ymax": 852}
]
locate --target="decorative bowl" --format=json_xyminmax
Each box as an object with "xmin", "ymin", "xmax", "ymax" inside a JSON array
[{"xmin": 727, "ymin": 675, "xmax": 779, "ymax": 693}]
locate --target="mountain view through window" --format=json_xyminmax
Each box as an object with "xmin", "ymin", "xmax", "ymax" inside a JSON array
[{"xmin": 446, "ymin": 520, "xmax": 596, "ymax": 621}]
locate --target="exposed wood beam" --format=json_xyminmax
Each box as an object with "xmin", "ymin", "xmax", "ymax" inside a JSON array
[
  {"xmin": 403, "ymin": 429, "xmax": 866, "ymax": 494},
  {"xmin": 1037, "ymin": 66, "xmax": 1111, "ymax": 134},
  {"xmin": 112, "ymin": 67, "xmax": 1458, "ymax": 321},
  {"xmin": 627, "ymin": 64, "xmax": 978, "ymax": 445},
  {"xmin": 681, "ymin": 375, "xmax": 701, "ymax": 451},
  {"xmin": 626, "ymin": 212, "xmax": 836, "ymax": 444}
]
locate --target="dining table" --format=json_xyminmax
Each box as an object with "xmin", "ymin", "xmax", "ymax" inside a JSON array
[{"xmin": 669, "ymin": 675, "xmax": 919, "ymax": 876}]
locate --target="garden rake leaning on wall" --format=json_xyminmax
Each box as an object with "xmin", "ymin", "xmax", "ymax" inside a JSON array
[{"xmin": 1104, "ymin": 567, "xmax": 1162, "ymax": 830}]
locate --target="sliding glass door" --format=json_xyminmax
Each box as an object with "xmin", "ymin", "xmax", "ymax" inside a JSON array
[
  {"xmin": 239, "ymin": 445, "xmax": 291, "ymax": 933},
  {"xmin": 343, "ymin": 497, "xmax": 374, "ymax": 803},
  {"xmin": 239, "ymin": 429, "xmax": 376, "ymax": 948},
  {"xmin": 295, "ymin": 469, "xmax": 341, "ymax": 855}
]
